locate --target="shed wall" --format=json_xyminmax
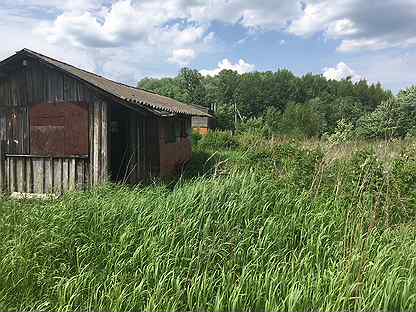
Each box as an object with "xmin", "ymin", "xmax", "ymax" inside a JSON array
[
  {"xmin": 0, "ymin": 59, "xmax": 108, "ymax": 193},
  {"xmin": 159, "ymin": 116, "xmax": 192, "ymax": 177}
]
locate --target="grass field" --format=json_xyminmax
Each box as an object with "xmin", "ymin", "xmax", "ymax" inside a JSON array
[{"xmin": 1, "ymin": 133, "xmax": 416, "ymax": 311}]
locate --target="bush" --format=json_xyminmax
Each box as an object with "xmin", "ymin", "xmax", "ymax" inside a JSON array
[
  {"xmin": 191, "ymin": 131, "xmax": 203, "ymax": 145},
  {"xmin": 274, "ymin": 143, "xmax": 324, "ymax": 189},
  {"xmin": 357, "ymin": 98, "xmax": 403, "ymax": 139},
  {"xmin": 327, "ymin": 119, "xmax": 356, "ymax": 145},
  {"xmin": 357, "ymin": 86, "xmax": 416, "ymax": 139},
  {"xmin": 198, "ymin": 130, "xmax": 239, "ymax": 150},
  {"xmin": 277, "ymin": 102, "xmax": 321, "ymax": 138},
  {"xmin": 391, "ymin": 143, "xmax": 416, "ymax": 204},
  {"xmin": 237, "ymin": 117, "xmax": 270, "ymax": 138}
]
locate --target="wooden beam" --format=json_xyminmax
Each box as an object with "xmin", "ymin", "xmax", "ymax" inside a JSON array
[{"xmin": 0, "ymin": 140, "xmax": 6, "ymax": 193}]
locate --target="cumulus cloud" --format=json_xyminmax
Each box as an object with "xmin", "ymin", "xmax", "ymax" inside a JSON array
[
  {"xmin": 288, "ymin": 0, "xmax": 416, "ymax": 52},
  {"xmin": 187, "ymin": 0, "xmax": 302, "ymax": 30},
  {"xmin": 0, "ymin": 0, "xmax": 415, "ymax": 90},
  {"xmin": 323, "ymin": 62, "xmax": 361, "ymax": 81},
  {"xmin": 168, "ymin": 49, "xmax": 196, "ymax": 66},
  {"xmin": 36, "ymin": 0, "xmax": 209, "ymax": 48},
  {"xmin": 200, "ymin": 59, "xmax": 255, "ymax": 76},
  {"xmin": 351, "ymin": 52, "xmax": 416, "ymax": 93}
]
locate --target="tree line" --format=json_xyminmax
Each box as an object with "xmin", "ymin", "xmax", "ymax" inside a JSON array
[{"xmin": 138, "ymin": 68, "xmax": 415, "ymax": 140}]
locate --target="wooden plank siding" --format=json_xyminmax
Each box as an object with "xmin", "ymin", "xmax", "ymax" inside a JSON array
[
  {"xmin": 125, "ymin": 113, "xmax": 160, "ymax": 183},
  {"xmin": 0, "ymin": 59, "xmax": 108, "ymax": 195},
  {"xmin": 89, "ymin": 101, "xmax": 108, "ymax": 186},
  {"xmin": 4, "ymin": 155, "xmax": 89, "ymax": 194},
  {"xmin": 0, "ymin": 55, "xmax": 179, "ymax": 195},
  {"xmin": 0, "ymin": 63, "xmax": 96, "ymax": 108}
]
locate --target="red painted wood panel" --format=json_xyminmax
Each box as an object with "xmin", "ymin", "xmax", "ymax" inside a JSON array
[
  {"xmin": 30, "ymin": 102, "xmax": 89, "ymax": 156},
  {"xmin": 159, "ymin": 117, "xmax": 192, "ymax": 177}
]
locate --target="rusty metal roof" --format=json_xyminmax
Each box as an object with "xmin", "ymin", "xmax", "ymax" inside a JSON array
[{"xmin": 16, "ymin": 49, "xmax": 210, "ymax": 117}]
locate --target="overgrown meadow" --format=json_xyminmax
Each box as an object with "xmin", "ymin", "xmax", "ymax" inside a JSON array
[{"xmin": 2, "ymin": 131, "xmax": 416, "ymax": 311}]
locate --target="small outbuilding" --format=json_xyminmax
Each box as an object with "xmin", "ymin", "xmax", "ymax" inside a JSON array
[
  {"xmin": 191, "ymin": 104, "xmax": 216, "ymax": 135},
  {"xmin": 0, "ymin": 49, "xmax": 210, "ymax": 195}
]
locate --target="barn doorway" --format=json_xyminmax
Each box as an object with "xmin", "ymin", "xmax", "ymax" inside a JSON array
[{"xmin": 109, "ymin": 104, "xmax": 131, "ymax": 182}]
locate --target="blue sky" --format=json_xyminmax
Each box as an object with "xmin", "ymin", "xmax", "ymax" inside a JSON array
[{"xmin": 0, "ymin": 0, "xmax": 415, "ymax": 93}]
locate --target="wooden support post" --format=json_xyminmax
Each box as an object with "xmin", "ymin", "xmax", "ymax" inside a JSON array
[
  {"xmin": 101, "ymin": 101, "xmax": 108, "ymax": 183},
  {"xmin": 90, "ymin": 100, "xmax": 108, "ymax": 187},
  {"xmin": 93, "ymin": 101, "xmax": 101, "ymax": 186},
  {"xmin": 0, "ymin": 141, "xmax": 6, "ymax": 193}
]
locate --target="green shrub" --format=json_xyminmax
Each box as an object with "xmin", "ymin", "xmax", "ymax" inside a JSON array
[
  {"xmin": 237, "ymin": 117, "xmax": 270, "ymax": 138},
  {"xmin": 198, "ymin": 130, "xmax": 238, "ymax": 150},
  {"xmin": 191, "ymin": 130, "xmax": 203, "ymax": 145},
  {"xmin": 327, "ymin": 119, "xmax": 356, "ymax": 145},
  {"xmin": 391, "ymin": 143, "xmax": 416, "ymax": 211},
  {"xmin": 357, "ymin": 98, "xmax": 403, "ymax": 139},
  {"xmin": 356, "ymin": 87, "xmax": 416, "ymax": 139},
  {"xmin": 277, "ymin": 102, "xmax": 322, "ymax": 138},
  {"xmin": 274, "ymin": 143, "xmax": 324, "ymax": 189}
]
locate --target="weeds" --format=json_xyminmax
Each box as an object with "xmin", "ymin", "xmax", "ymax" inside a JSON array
[{"xmin": 1, "ymin": 134, "xmax": 416, "ymax": 311}]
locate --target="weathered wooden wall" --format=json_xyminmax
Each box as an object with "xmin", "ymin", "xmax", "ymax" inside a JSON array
[
  {"xmin": 4, "ymin": 155, "xmax": 89, "ymax": 194},
  {"xmin": 0, "ymin": 59, "xmax": 108, "ymax": 194},
  {"xmin": 0, "ymin": 61, "xmax": 98, "ymax": 158},
  {"xmin": 0, "ymin": 108, "xmax": 30, "ymax": 155},
  {"xmin": 192, "ymin": 115, "xmax": 215, "ymax": 135},
  {"xmin": 126, "ymin": 113, "xmax": 160, "ymax": 183},
  {"xmin": 159, "ymin": 116, "xmax": 192, "ymax": 176},
  {"xmin": 0, "ymin": 57, "xmax": 169, "ymax": 194},
  {"xmin": 0, "ymin": 62, "xmax": 96, "ymax": 108},
  {"xmin": 89, "ymin": 101, "xmax": 108, "ymax": 186}
]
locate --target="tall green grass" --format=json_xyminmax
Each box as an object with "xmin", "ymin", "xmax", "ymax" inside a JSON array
[{"xmin": 1, "ymin": 137, "xmax": 416, "ymax": 311}]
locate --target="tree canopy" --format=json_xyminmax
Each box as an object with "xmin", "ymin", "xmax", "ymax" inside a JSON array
[{"xmin": 138, "ymin": 68, "xmax": 398, "ymax": 137}]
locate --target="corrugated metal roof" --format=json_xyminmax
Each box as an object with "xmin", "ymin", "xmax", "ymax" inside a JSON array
[{"xmin": 18, "ymin": 49, "xmax": 210, "ymax": 117}]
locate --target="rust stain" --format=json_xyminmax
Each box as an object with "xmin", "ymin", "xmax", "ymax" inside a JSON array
[{"xmin": 30, "ymin": 102, "xmax": 89, "ymax": 156}]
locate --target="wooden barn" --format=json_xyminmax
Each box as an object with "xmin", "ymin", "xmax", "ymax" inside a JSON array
[
  {"xmin": 0, "ymin": 49, "xmax": 210, "ymax": 195},
  {"xmin": 191, "ymin": 104, "xmax": 216, "ymax": 135}
]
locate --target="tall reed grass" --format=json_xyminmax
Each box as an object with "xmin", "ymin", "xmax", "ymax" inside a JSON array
[{"xmin": 1, "ymin": 136, "xmax": 416, "ymax": 311}]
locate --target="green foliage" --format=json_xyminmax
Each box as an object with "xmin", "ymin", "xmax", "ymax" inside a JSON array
[
  {"xmin": 138, "ymin": 77, "xmax": 187, "ymax": 103},
  {"xmin": 3, "ymin": 136, "xmax": 416, "ymax": 311},
  {"xmin": 215, "ymin": 105, "xmax": 235, "ymax": 130},
  {"xmin": 237, "ymin": 117, "xmax": 269, "ymax": 137},
  {"xmin": 356, "ymin": 86, "xmax": 416, "ymax": 140},
  {"xmin": 191, "ymin": 130, "xmax": 203, "ymax": 145},
  {"xmin": 277, "ymin": 102, "xmax": 321, "ymax": 138},
  {"xmin": 139, "ymin": 68, "xmax": 392, "ymax": 136},
  {"xmin": 397, "ymin": 85, "xmax": 416, "ymax": 107},
  {"xmin": 178, "ymin": 68, "xmax": 207, "ymax": 107},
  {"xmin": 198, "ymin": 130, "xmax": 239, "ymax": 150},
  {"xmin": 391, "ymin": 143, "xmax": 416, "ymax": 210},
  {"xmin": 327, "ymin": 119, "xmax": 356, "ymax": 145},
  {"xmin": 274, "ymin": 143, "xmax": 324, "ymax": 189},
  {"xmin": 357, "ymin": 98, "xmax": 407, "ymax": 139}
]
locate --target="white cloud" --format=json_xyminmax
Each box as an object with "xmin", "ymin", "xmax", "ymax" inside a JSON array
[
  {"xmin": 288, "ymin": 0, "xmax": 416, "ymax": 52},
  {"xmin": 36, "ymin": 0, "xmax": 209, "ymax": 48},
  {"xmin": 31, "ymin": 0, "xmax": 215, "ymax": 77},
  {"xmin": 200, "ymin": 59, "xmax": 255, "ymax": 76},
  {"xmin": 323, "ymin": 62, "xmax": 361, "ymax": 81},
  {"xmin": 168, "ymin": 49, "xmax": 196, "ymax": 66},
  {"xmin": 1, "ymin": 0, "xmax": 415, "ymax": 91},
  {"xmin": 337, "ymin": 38, "xmax": 392, "ymax": 52},
  {"xmin": 326, "ymin": 19, "xmax": 359, "ymax": 38},
  {"xmin": 187, "ymin": 0, "xmax": 302, "ymax": 30},
  {"xmin": 351, "ymin": 52, "xmax": 416, "ymax": 93}
]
